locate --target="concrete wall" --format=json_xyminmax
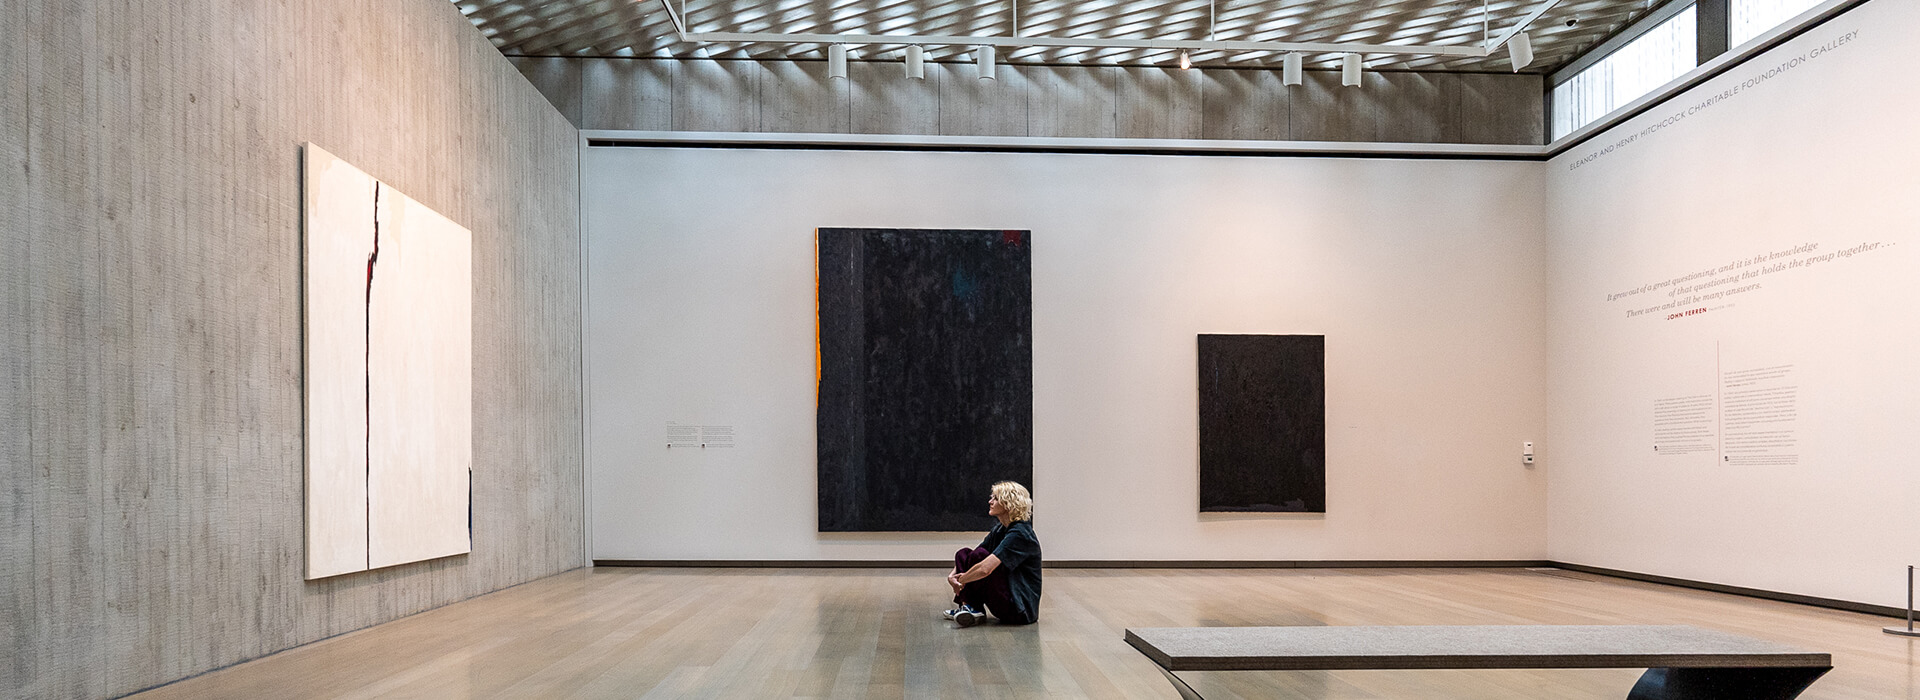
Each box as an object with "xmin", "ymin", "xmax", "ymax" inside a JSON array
[
  {"xmin": 518, "ymin": 57, "xmax": 1546, "ymax": 145},
  {"xmin": 1, "ymin": 1, "xmax": 583, "ymax": 698},
  {"xmin": 1545, "ymin": 0, "xmax": 1913, "ymax": 607},
  {"xmin": 585, "ymin": 146, "xmax": 1550, "ymax": 563}
]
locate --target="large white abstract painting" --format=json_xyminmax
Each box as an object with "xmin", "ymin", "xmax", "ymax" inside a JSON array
[{"xmin": 304, "ymin": 143, "xmax": 472, "ymax": 580}]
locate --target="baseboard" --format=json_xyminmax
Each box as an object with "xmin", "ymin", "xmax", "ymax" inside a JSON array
[
  {"xmin": 1050, "ymin": 559, "xmax": 1555, "ymax": 569},
  {"xmin": 595, "ymin": 559, "xmax": 949, "ymax": 568},
  {"xmin": 1549, "ymin": 562, "xmax": 1906, "ymax": 619},
  {"xmin": 590, "ymin": 558, "xmax": 1910, "ymax": 619},
  {"xmin": 592, "ymin": 559, "xmax": 1551, "ymax": 569}
]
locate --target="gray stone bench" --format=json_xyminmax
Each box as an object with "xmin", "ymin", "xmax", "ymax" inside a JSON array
[{"xmin": 1124, "ymin": 625, "xmax": 1831, "ymax": 700}]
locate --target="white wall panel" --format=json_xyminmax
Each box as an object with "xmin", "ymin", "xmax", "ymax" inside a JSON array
[
  {"xmin": 302, "ymin": 145, "xmax": 377, "ymax": 580},
  {"xmin": 367, "ymin": 185, "xmax": 475, "ymax": 570}
]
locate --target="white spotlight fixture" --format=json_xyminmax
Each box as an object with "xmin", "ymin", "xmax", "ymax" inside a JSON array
[
  {"xmin": 1508, "ymin": 31, "xmax": 1535, "ymax": 72},
  {"xmin": 1341, "ymin": 53, "xmax": 1363, "ymax": 87},
  {"xmin": 905, "ymin": 45, "xmax": 926, "ymax": 79},
  {"xmin": 1282, "ymin": 53, "xmax": 1302, "ymax": 86},
  {"xmin": 827, "ymin": 44, "xmax": 848, "ymax": 80},
  {"xmin": 1179, "ymin": 50, "xmax": 1191, "ymax": 70},
  {"xmin": 977, "ymin": 45, "xmax": 996, "ymax": 80}
]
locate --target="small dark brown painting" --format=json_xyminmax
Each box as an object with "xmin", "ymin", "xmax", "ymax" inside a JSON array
[{"xmin": 1198, "ymin": 334, "xmax": 1326, "ymax": 513}]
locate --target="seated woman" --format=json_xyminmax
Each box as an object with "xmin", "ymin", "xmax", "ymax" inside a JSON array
[{"xmin": 945, "ymin": 481, "xmax": 1042, "ymax": 627}]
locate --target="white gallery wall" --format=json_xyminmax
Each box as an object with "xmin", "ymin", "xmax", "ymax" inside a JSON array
[
  {"xmin": 1546, "ymin": 0, "xmax": 1918, "ymax": 606},
  {"xmin": 587, "ymin": 146, "xmax": 1550, "ymax": 561}
]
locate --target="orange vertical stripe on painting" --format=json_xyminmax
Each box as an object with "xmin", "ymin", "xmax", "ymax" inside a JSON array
[{"xmin": 815, "ymin": 231, "xmax": 822, "ymax": 397}]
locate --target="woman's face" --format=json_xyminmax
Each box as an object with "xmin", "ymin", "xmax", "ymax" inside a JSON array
[{"xmin": 988, "ymin": 493, "xmax": 1006, "ymax": 517}]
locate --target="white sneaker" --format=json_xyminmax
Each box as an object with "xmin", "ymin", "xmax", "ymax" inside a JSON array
[{"xmin": 954, "ymin": 607, "xmax": 985, "ymax": 628}]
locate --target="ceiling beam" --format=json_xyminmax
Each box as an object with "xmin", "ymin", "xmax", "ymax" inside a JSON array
[
  {"xmin": 659, "ymin": 0, "xmax": 689, "ymax": 41},
  {"xmin": 1486, "ymin": 0, "xmax": 1564, "ymax": 51}
]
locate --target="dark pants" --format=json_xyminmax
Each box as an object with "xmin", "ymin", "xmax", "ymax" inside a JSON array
[{"xmin": 953, "ymin": 547, "xmax": 1018, "ymax": 621}]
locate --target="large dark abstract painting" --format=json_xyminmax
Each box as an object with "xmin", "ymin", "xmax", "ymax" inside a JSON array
[
  {"xmin": 817, "ymin": 228, "xmax": 1033, "ymax": 531},
  {"xmin": 1198, "ymin": 334, "xmax": 1326, "ymax": 513}
]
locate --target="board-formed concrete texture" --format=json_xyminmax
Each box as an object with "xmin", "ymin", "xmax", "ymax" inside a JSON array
[
  {"xmin": 1124, "ymin": 625, "xmax": 1831, "ymax": 671},
  {"xmin": 516, "ymin": 58, "xmax": 1546, "ymax": 144},
  {"xmin": 3, "ymin": 1, "xmax": 582, "ymax": 697}
]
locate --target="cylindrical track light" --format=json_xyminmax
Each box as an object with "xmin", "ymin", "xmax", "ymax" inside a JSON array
[
  {"xmin": 1282, "ymin": 53, "xmax": 1302, "ymax": 86},
  {"xmin": 827, "ymin": 44, "xmax": 848, "ymax": 80},
  {"xmin": 1508, "ymin": 32, "xmax": 1535, "ymax": 72},
  {"xmin": 977, "ymin": 45, "xmax": 996, "ymax": 80},
  {"xmin": 1341, "ymin": 53, "xmax": 1363, "ymax": 87},
  {"xmin": 1179, "ymin": 50, "xmax": 1191, "ymax": 70},
  {"xmin": 905, "ymin": 45, "xmax": 925, "ymax": 79}
]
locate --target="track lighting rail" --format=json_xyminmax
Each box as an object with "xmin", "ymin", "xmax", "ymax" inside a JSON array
[{"xmin": 657, "ymin": 0, "xmax": 1556, "ymax": 60}]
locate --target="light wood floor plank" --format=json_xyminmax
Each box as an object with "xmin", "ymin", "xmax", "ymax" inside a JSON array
[{"xmin": 130, "ymin": 567, "xmax": 1920, "ymax": 699}]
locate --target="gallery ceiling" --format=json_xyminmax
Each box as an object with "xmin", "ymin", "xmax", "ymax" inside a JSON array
[{"xmin": 453, "ymin": 0, "xmax": 1667, "ymax": 72}]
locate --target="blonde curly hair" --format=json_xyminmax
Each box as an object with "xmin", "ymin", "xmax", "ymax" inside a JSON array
[{"xmin": 991, "ymin": 481, "xmax": 1033, "ymax": 522}]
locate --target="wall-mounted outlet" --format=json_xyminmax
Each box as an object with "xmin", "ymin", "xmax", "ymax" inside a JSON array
[{"xmin": 1523, "ymin": 441, "xmax": 1535, "ymax": 465}]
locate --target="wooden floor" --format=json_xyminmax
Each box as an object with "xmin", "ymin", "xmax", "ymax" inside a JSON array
[{"xmin": 131, "ymin": 566, "xmax": 1920, "ymax": 699}]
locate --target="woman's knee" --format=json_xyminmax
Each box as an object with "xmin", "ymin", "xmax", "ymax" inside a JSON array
[{"xmin": 953, "ymin": 546, "xmax": 988, "ymax": 569}]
